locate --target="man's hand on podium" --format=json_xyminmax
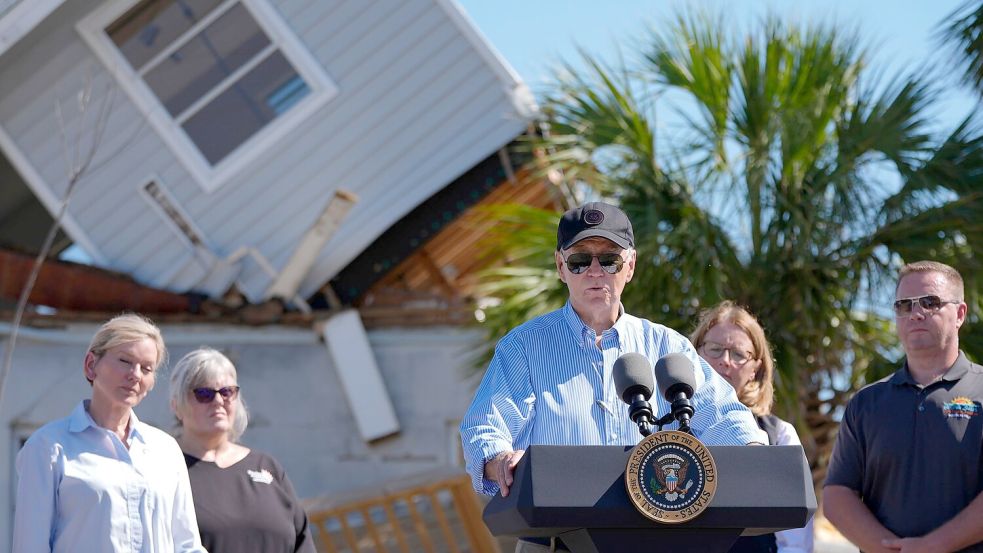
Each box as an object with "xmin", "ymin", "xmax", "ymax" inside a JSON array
[{"xmin": 484, "ymin": 450, "xmax": 526, "ymax": 497}]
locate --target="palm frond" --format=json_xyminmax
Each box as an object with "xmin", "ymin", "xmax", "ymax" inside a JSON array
[
  {"xmin": 473, "ymin": 8, "xmax": 983, "ymax": 491},
  {"xmin": 939, "ymin": 0, "xmax": 983, "ymax": 97}
]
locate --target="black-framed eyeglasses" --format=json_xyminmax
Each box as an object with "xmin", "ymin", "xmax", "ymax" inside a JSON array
[
  {"xmin": 564, "ymin": 252, "xmax": 625, "ymax": 274},
  {"xmin": 893, "ymin": 294, "xmax": 961, "ymax": 315},
  {"xmin": 192, "ymin": 386, "xmax": 240, "ymax": 404},
  {"xmin": 699, "ymin": 341, "xmax": 755, "ymax": 365}
]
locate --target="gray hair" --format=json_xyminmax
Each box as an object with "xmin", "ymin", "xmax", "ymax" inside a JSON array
[{"xmin": 169, "ymin": 347, "xmax": 248, "ymax": 442}]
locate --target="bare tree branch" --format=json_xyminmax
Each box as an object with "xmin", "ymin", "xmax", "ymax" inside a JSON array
[{"xmin": 0, "ymin": 74, "xmax": 115, "ymax": 408}]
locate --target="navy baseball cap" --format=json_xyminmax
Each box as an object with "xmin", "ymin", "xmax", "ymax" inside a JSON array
[{"xmin": 556, "ymin": 202, "xmax": 634, "ymax": 250}]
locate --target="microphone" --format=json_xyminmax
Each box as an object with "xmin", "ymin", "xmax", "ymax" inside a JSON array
[
  {"xmin": 654, "ymin": 353, "xmax": 697, "ymax": 434},
  {"xmin": 613, "ymin": 353, "xmax": 656, "ymax": 437}
]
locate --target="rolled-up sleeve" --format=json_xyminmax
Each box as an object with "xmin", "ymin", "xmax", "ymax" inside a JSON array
[{"xmin": 459, "ymin": 336, "xmax": 535, "ymax": 495}]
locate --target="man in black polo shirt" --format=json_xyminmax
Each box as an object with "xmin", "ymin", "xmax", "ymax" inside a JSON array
[{"xmin": 824, "ymin": 260, "xmax": 983, "ymax": 552}]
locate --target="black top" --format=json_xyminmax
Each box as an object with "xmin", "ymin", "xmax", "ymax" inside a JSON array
[
  {"xmin": 826, "ymin": 352, "xmax": 983, "ymax": 550},
  {"xmin": 185, "ymin": 450, "xmax": 316, "ymax": 553}
]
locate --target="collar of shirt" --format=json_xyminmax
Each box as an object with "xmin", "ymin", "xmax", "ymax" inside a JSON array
[
  {"xmin": 70, "ymin": 400, "xmax": 147, "ymax": 446},
  {"xmin": 562, "ymin": 301, "xmax": 629, "ymax": 349},
  {"xmin": 894, "ymin": 350, "xmax": 971, "ymax": 387},
  {"xmin": 14, "ymin": 400, "xmax": 206, "ymax": 552}
]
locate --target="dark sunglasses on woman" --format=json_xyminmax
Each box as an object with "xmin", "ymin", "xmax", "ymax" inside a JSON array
[{"xmin": 192, "ymin": 385, "xmax": 240, "ymax": 404}]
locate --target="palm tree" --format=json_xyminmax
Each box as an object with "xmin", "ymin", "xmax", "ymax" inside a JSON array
[
  {"xmin": 476, "ymin": 13, "xmax": 983, "ymax": 488},
  {"xmin": 942, "ymin": 0, "xmax": 983, "ymax": 97},
  {"xmin": 939, "ymin": 0, "xmax": 983, "ymax": 366}
]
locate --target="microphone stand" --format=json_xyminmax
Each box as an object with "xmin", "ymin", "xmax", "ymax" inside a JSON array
[
  {"xmin": 655, "ymin": 396, "xmax": 694, "ymax": 435},
  {"xmin": 628, "ymin": 396, "xmax": 655, "ymax": 437}
]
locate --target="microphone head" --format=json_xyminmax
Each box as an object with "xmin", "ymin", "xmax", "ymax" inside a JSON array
[
  {"xmin": 654, "ymin": 352, "xmax": 697, "ymax": 401},
  {"xmin": 613, "ymin": 352, "xmax": 655, "ymax": 404}
]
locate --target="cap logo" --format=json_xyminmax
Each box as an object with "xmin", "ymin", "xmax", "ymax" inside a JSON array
[{"xmin": 583, "ymin": 209, "xmax": 604, "ymax": 225}]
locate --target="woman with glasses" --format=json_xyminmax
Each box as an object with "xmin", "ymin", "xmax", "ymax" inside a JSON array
[
  {"xmin": 691, "ymin": 301, "xmax": 814, "ymax": 553},
  {"xmin": 169, "ymin": 347, "xmax": 316, "ymax": 553},
  {"xmin": 13, "ymin": 313, "xmax": 206, "ymax": 552}
]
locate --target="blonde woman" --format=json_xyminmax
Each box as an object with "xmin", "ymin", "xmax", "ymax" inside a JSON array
[
  {"xmin": 169, "ymin": 347, "xmax": 315, "ymax": 553},
  {"xmin": 691, "ymin": 301, "xmax": 813, "ymax": 553},
  {"xmin": 14, "ymin": 313, "xmax": 205, "ymax": 552}
]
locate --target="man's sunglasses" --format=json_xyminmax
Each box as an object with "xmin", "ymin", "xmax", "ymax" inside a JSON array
[
  {"xmin": 192, "ymin": 386, "xmax": 240, "ymax": 404},
  {"xmin": 893, "ymin": 294, "xmax": 960, "ymax": 315},
  {"xmin": 564, "ymin": 252, "xmax": 625, "ymax": 274}
]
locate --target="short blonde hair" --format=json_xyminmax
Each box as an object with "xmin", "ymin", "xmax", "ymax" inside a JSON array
[
  {"xmin": 169, "ymin": 348, "xmax": 249, "ymax": 442},
  {"xmin": 898, "ymin": 260, "xmax": 965, "ymax": 300},
  {"xmin": 690, "ymin": 301, "xmax": 775, "ymax": 416},
  {"xmin": 86, "ymin": 313, "xmax": 166, "ymax": 383}
]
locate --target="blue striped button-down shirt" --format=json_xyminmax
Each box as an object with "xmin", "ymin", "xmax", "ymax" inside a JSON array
[{"xmin": 460, "ymin": 301, "xmax": 767, "ymax": 495}]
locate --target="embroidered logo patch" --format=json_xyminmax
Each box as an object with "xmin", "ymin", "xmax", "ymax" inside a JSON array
[
  {"xmin": 247, "ymin": 468, "xmax": 274, "ymax": 484},
  {"xmin": 583, "ymin": 209, "xmax": 604, "ymax": 225},
  {"xmin": 943, "ymin": 396, "xmax": 980, "ymax": 419}
]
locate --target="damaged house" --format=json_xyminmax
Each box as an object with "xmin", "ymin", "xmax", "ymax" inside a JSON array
[{"xmin": 0, "ymin": 0, "xmax": 559, "ymax": 550}]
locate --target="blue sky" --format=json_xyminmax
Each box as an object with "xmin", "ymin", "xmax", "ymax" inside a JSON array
[
  {"xmin": 454, "ymin": 0, "xmax": 977, "ymax": 320},
  {"xmin": 456, "ymin": 0, "xmax": 977, "ymax": 130}
]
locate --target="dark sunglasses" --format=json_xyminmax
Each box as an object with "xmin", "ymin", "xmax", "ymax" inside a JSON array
[
  {"xmin": 192, "ymin": 386, "xmax": 240, "ymax": 404},
  {"xmin": 893, "ymin": 294, "xmax": 960, "ymax": 315},
  {"xmin": 564, "ymin": 252, "xmax": 625, "ymax": 274}
]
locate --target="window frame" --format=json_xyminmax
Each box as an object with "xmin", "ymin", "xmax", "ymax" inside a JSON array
[{"xmin": 77, "ymin": 0, "xmax": 337, "ymax": 192}]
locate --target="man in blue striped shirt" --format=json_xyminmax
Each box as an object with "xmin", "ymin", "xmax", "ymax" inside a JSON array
[{"xmin": 460, "ymin": 202, "xmax": 766, "ymax": 510}]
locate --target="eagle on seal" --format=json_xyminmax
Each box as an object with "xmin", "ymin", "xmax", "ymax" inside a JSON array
[{"xmin": 651, "ymin": 456, "xmax": 690, "ymax": 496}]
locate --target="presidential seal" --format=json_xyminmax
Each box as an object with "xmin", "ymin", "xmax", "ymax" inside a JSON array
[{"xmin": 625, "ymin": 430, "xmax": 717, "ymax": 523}]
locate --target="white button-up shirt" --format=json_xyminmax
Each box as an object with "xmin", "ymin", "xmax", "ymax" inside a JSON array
[{"xmin": 14, "ymin": 400, "xmax": 207, "ymax": 553}]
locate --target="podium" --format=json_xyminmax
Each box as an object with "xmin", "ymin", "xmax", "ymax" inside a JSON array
[{"xmin": 483, "ymin": 445, "xmax": 816, "ymax": 553}]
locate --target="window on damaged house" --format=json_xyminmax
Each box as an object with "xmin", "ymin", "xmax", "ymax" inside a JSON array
[{"xmin": 80, "ymin": 0, "xmax": 336, "ymax": 189}]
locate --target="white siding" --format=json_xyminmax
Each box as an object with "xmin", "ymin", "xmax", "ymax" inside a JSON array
[
  {"xmin": 0, "ymin": 0, "xmax": 201, "ymax": 280},
  {"xmin": 0, "ymin": 0, "xmax": 533, "ymax": 301},
  {"xmin": 0, "ymin": 0, "xmax": 18, "ymax": 16}
]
